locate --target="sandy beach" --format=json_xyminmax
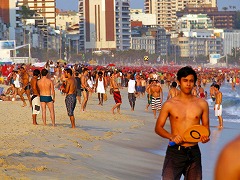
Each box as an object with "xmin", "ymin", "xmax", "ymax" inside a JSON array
[{"xmin": 0, "ymin": 84, "xmax": 239, "ymax": 179}]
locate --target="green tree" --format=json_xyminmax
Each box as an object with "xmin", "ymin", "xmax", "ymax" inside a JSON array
[
  {"xmin": 222, "ymin": 7, "xmax": 228, "ymax": 11},
  {"xmin": 19, "ymin": 6, "xmax": 36, "ymax": 19}
]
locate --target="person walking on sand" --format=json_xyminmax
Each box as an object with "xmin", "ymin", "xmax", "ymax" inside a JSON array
[
  {"xmin": 110, "ymin": 72, "xmax": 122, "ymax": 114},
  {"xmin": 167, "ymin": 81, "xmax": 180, "ymax": 100},
  {"xmin": 155, "ymin": 66, "xmax": 210, "ymax": 180},
  {"xmin": 127, "ymin": 74, "xmax": 136, "ymax": 111},
  {"xmin": 95, "ymin": 71, "xmax": 106, "ymax": 106},
  {"xmin": 81, "ymin": 68, "xmax": 92, "ymax": 112},
  {"xmin": 75, "ymin": 71, "xmax": 81, "ymax": 105},
  {"xmin": 149, "ymin": 80, "xmax": 163, "ymax": 119},
  {"xmin": 64, "ymin": 68, "xmax": 77, "ymax": 128},
  {"xmin": 37, "ymin": 69, "xmax": 55, "ymax": 126},
  {"xmin": 145, "ymin": 79, "xmax": 153, "ymax": 111},
  {"xmin": 214, "ymin": 84, "xmax": 223, "ymax": 128},
  {"xmin": 19, "ymin": 66, "xmax": 32, "ymax": 107},
  {"xmin": 30, "ymin": 69, "xmax": 41, "ymax": 125}
]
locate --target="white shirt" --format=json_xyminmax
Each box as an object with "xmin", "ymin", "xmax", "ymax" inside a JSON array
[
  {"xmin": 96, "ymin": 78, "xmax": 105, "ymax": 94},
  {"xmin": 128, "ymin": 79, "xmax": 136, "ymax": 93}
]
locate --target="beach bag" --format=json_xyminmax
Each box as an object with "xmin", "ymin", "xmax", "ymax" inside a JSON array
[{"xmin": 103, "ymin": 93, "xmax": 107, "ymax": 101}]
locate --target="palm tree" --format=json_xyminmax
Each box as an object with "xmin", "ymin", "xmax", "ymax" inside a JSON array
[{"xmin": 222, "ymin": 7, "xmax": 228, "ymax": 11}]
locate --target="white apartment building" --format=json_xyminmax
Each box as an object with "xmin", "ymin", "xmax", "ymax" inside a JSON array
[
  {"xmin": 223, "ymin": 30, "xmax": 240, "ymax": 56},
  {"xmin": 176, "ymin": 14, "xmax": 213, "ymax": 31},
  {"xmin": 174, "ymin": 29, "xmax": 223, "ymax": 58},
  {"xmin": 130, "ymin": 9, "xmax": 156, "ymax": 26},
  {"xmin": 17, "ymin": 0, "xmax": 56, "ymax": 28},
  {"xmin": 131, "ymin": 36, "xmax": 156, "ymax": 54},
  {"xmin": 144, "ymin": 0, "xmax": 217, "ymax": 31},
  {"xmin": 56, "ymin": 11, "xmax": 79, "ymax": 31}
]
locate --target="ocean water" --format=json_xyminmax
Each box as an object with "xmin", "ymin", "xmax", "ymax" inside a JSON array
[{"xmin": 208, "ymin": 82, "xmax": 240, "ymax": 124}]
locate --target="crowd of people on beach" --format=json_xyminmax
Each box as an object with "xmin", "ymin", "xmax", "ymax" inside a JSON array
[
  {"xmin": 0, "ymin": 61, "xmax": 240, "ymax": 179},
  {"xmin": 0, "ymin": 61, "xmax": 239, "ymax": 128}
]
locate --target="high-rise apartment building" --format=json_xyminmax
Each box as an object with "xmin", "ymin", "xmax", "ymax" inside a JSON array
[
  {"xmin": 144, "ymin": 0, "xmax": 217, "ymax": 31},
  {"xmin": 0, "ymin": 0, "xmax": 18, "ymax": 40},
  {"xmin": 56, "ymin": 11, "xmax": 79, "ymax": 31},
  {"xmin": 115, "ymin": 0, "xmax": 131, "ymax": 51},
  {"xmin": 79, "ymin": 0, "xmax": 131, "ymax": 52},
  {"xmin": 17, "ymin": 0, "xmax": 56, "ymax": 28}
]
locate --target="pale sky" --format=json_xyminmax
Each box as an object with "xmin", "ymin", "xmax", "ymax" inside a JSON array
[{"xmin": 56, "ymin": 0, "xmax": 240, "ymax": 11}]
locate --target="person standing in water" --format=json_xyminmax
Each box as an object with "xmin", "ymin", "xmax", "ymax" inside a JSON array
[{"xmin": 214, "ymin": 84, "xmax": 223, "ymax": 128}]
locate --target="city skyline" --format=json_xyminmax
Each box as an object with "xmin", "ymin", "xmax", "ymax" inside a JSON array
[{"xmin": 56, "ymin": 0, "xmax": 240, "ymax": 11}]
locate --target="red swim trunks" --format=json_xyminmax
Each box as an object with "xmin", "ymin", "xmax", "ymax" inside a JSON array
[
  {"xmin": 113, "ymin": 91, "xmax": 122, "ymax": 104},
  {"xmin": 199, "ymin": 92, "xmax": 205, "ymax": 98}
]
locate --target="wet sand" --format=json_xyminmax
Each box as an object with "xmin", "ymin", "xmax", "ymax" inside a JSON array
[{"xmin": 0, "ymin": 85, "xmax": 239, "ymax": 179}]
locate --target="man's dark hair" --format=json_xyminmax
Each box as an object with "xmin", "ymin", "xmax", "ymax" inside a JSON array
[
  {"xmin": 41, "ymin": 68, "xmax": 48, "ymax": 76},
  {"xmin": 177, "ymin": 66, "xmax": 197, "ymax": 84},
  {"xmin": 33, "ymin": 69, "xmax": 40, "ymax": 76},
  {"xmin": 172, "ymin": 81, "xmax": 177, "ymax": 87},
  {"xmin": 75, "ymin": 71, "xmax": 79, "ymax": 76},
  {"xmin": 65, "ymin": 68, "xmax": 72, "ymax": 76},
  {"xmin": 98, "ymin": 71, "xmax": 103, "ymax": 76},
  {"xmin": 130, "ymin": 74, "xmax": 134, "ymax": 80},
  {"xmin": 214, "ymin": 84, "xmax": 220, "ymax": 90},
  {"xmin": 83, "ymin": 68, "xmax": 88, "ymax": 73}
]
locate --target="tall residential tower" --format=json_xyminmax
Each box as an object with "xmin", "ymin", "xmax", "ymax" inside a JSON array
[
  {"xmin": 79, "ymin": 0, "xmax": 131, "ymax": 52},
  {"xmin": 144, "ymin": 0, "xmax": 217, "ymax": 31},
  {"xmin": 17, "ymin": 0, "xmax": 56, "ymax": 27}
]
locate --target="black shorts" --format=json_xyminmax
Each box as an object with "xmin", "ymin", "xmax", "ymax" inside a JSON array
[{"xmin": 162, "ymin": 144, "xmax": 202, "ymax": 179}]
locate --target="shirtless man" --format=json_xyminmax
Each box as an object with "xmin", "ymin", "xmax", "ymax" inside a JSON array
[
  {"xmin": 64, "ymin": 68, "xmax": 77, "ymax": 128},
  {"xmin": 155, "ymin": 66, "xmax": 210, "ymax": 180},
  {"xmin": 145, "ymin": 79, "xmax": 153, "ymax": 111},
  {"xmin": 19, "ymin": 66, "xmax": 31, "ymax": 107},
  {"xmin": 81, "ymin": 68, "xmax": 92, "ymax": 112},
  {"xmin": 30, "ymin": 69, "xmax": 41, "ymax": 125},
  {"xmin": 167, "ymin": 81, "xmax": 180, "ymax": 100},
  {"xmin": 110, "ymin": 72, "xmax": 122, "ymax": 114},
  {"xmin": 166, "ymin": 73, "xmax": 172, "ymax": 89},
  {"xmin": 135, "ymin": 74, "xmax": 141, "ymax": 98},
  {"xmin": 140, "ymin": 76, "xmax": 146, "ymax": 97},
  {"xmin": 198, "ymin": 85, "xmax": 205, "ymax": 98},
  {"xmin": 192, "ymin": 85, "xmax": 198, "ymax": 96},
  {"xmin": 210, "ymin": 83, "xmax": 216, "ymax": 102},
  {"xmin": 149, "ymin": 80, "xmax": 163, "ymax": 119},
  {"xmin": 215, "ymin": 135, "xmax": 240, "ymax": 180},
  {"xmin": 214, "ymin": 84, "xmax": 223, "ymax": 128},
  {"xmin": 37, "ymin": 69, "xmax": 55, "ymax": 126}
]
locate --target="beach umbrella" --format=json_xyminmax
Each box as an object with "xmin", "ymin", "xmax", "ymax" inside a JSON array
[
  {"xmin": 57, "ymin": 59, "xmax": 67, "ymax": 63},
  {"xmin": 107, "ymin": 63, "xmax": 116, "ymax": 67},
  {"xmin": 96, "ymin": 65, "xmax": 104, "ymax": 70},
  {"xmin": 32, "ymin": 62, "xmax": 46, "ymax": 67},
  {"xmin": 89, "ymin": 59, "xmax": 97, "ymax": 65}
]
